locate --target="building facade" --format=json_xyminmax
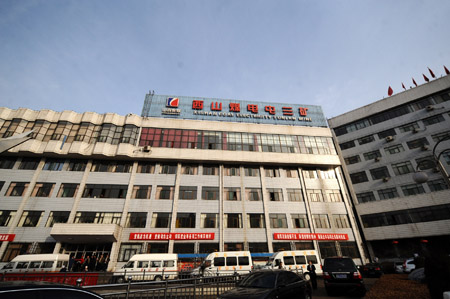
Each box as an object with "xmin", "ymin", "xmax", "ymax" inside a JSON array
[
  {"xmin": 328, "ymin": 75, "xmax": 450, "ymax": 260},
  {"xmin": 0, "ymin": 94, "xmax": 367, "ymax": 270}
]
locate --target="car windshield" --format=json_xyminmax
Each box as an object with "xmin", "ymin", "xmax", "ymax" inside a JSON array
[
  {"xmin": 266, "ymin": 258, "xmax": 274, "ymax": 266},
  {"xmin": 324, "ymin": 259, "xmax": 356, "ymax": 271},
  {"xmin": 239, "ymin": 272, "xmax": 276, "ymax": 289}
]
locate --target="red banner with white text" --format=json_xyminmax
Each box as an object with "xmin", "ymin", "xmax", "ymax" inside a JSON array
[
  {"xmin": 273, "ymin": 233, "xmax": 348, "ymax": 241},
  {"xmin": 0, "ymin": 234, "xmax": 15, "ymax": 242},
  {"xmin": 130, "ymin": 233, "xmax": 215, "ymax": 241}
]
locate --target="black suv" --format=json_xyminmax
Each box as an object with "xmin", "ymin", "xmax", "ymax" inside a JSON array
[{"xmin": 322, "ymin": 257, "xmax": 366, "ymax": 297}]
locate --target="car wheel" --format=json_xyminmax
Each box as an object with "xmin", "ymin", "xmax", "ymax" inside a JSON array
[
  {"xmin": 154, "ymin": 276, "xmax": 162, "ymax": 281},
  {"xmin": 303, "ymin": 273, "xmax": 310, "ymax": 281}
]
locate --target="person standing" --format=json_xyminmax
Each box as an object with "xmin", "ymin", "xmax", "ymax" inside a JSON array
[{"xmin": 307, "ymin": 260, "xmax": 317, "ymax": 290}]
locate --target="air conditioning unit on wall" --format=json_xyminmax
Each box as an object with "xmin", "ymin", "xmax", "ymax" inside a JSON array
[
  {"xmin": 385, "ymin": 136, "xmax": 394, "ymax": 142},
  {"xmin": 426, "ymin": 105, "xmax": 434, "ymax": 111},
  {"xmin": 143, "ymin": 145, "xmax": 152, "ymax": 152}
]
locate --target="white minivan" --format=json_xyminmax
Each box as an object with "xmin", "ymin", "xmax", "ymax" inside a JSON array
[
  {"xmin": 113, "ymin": 253, "xmax": 178, "ymax": 282},
  {"xmin": 264, "ymin": 250, "xmax": 322, "ymax": 280},
  {"xmin": 0, "ymin": 254, "xmax": 69, "ymax": 273},
  {"xmin": 191, "ymin": 251, "xmax": 253, "ymax": 277}
]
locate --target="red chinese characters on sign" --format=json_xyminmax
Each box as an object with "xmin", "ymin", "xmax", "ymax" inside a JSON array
[
  {"xmin": 282, "ymin": 107, "xmax": 293, "ymax": 116},
  {"xmin": 211, "ymin": 102, "xmax": 222, "ymax": 111},
  {"xmin": 299, "ymin": 107, "xmax": 308, "ymax": 116},
  {"xmin": 0, "ymin": 234, "xmax": 15, "ymax": 242},
  {"xmin": 265, "ymin": 106, "xmax": 276, "ymax": 115},
  {"xmin": 229, "ymin": 103, "xmax": 240, "ymax": 112},
  {"xmin": 273, "ymin": 233, "xmax": 348, "ymax": 241},
  {"xmin": 192, "ymin": 100, "xmax": 204, "ymax": 110},
  {"xmin": 129, "ymin": 233, "xmax": 215, "ymax": 241},
  {"xmin": 247, "ymin": 104, "xmax": 258, "ymax": 113}
]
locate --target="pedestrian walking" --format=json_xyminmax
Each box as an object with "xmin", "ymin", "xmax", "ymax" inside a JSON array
[{"xmin": 307, "ymin": 260, "xmax": 317, "ymax": 290}]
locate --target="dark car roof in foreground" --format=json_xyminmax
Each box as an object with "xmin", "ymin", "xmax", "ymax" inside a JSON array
[{"xmin": 0, "ymin": 281, "xmax": 103, "ymax": 298}]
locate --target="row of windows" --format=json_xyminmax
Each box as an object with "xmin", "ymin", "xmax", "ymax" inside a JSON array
[
  {"xmin": 333, "ymin": 90, "xmax": 450, "ymax": 136},
  {"xmin": 361, "ymin": 204, "xmax": 450, "ymax": 228},
  {"xmin": 0, "ymin": 210, "xmax": 350, "ymax": 230},
  {"xmin": 2, "ymin": 182, "xmax": 343, "ymax": 202},
  {"xmin": 355, "ymin": 179, "xmax": 448, "ymax": 203},
  {"xmin": 139, "ymin": 128, "xmax": 337, "ymax": 155}
]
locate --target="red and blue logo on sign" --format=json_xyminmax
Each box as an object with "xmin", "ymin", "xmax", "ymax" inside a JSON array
[{"xmin": 166, "ymin": 97, "xmax": 179, "ymax": 107}]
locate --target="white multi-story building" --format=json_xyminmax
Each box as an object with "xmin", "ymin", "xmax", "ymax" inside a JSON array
[
  {"xmin": 0, "ymin": 94, "xmax": 367, "ymax": 270},
  {"xmin": 328, "ymin": 75, "xmax": 450, "ymax": 260}
]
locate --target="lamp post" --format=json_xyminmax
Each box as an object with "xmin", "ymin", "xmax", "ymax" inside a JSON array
[{"xmin": 412, "ymin": 135, "xmax": 450, "ymax": 187}]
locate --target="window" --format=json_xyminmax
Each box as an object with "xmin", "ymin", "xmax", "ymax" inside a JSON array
[
  {"xmin": 91, "ymin": 161, "xmax": 132, "ymax": 173},
  {"xmin": 156, "ymin": 186, "xmax": 174, "ymax": 200},
  {"xmin": 327, "ymin": 190, "xmax": 342, "ymax": 202},
  {"xmin": 176, "ymin": 213, "xmax": 196, "ymax": 228},
  {"xmin": 132, "ymin": 185, "xmax": 151, "ymax": 199},
  {"xmin": 267, "ymin": 188, "xmax": 283, "ymax": 201},
  {"xmin": 224, "ymin": 166, "xmax": 240, "ymax": 176},
  {"xmin": 125, "ymin": 212, "xmax": 147, "ymax": 228},
  {"xmin": 350, "ymin": 172, "xmax": 368, "ymax": 184},
  {"xmin": 427, "ymin": 179, "xmax": 449, "ymax": 192},
  {"xmin": 356, "ymin": 192, "xmax": 376, "ymax": 203},
  {"xmin": 203, "ymin": 165, "xmax": 219, "ymax": 175},
  {"xmin": 43, "ymin": 159, "xmax": 64, "ymax": 171},
  {"xmin": 333, "ymin": 214, "xmax": 350, "ymax": 228},
  {"xmin": 45, "ymin": 211, "xmax": 69, "ymax": 227},
  {"xmin": 67, "ymin": 160, "xmax": 87, "ymax": 171},
  {"xmin": 57, "ymin": 183, "xmax": 79, "ymax": 198},
  {"xmin": 401, "ymin": 183, "xmax": 425, "ymax": 196},
  {"xmin": 422, "ymin": 114, "xmax": 445, "ymax": 126},
  {"xmin": 118, "ymin": 243, "xmax": 142, "ymax": 262},
  {"xmin": 269, "ymin": 214, "xmax": 288, "ymax": 228},
  {"xmin": 179, "ymin": 186, "xmax": 197, "ymax": 200},
  {"xmin": 378, "ymin": 187, "xmax": 399, "ymax": 200},
  {"xmin": 18, "ymin": 158, "xmax": 40, "ymax": 170},
  {"xmin": 431, "ymin": 131, "xmax": 450, "ymax": 142},
  {"xmin": 363, "ymin": 150, "xmax": 381, "ymax": 161},
  {"xmin": 291, "ymin": 214, "xmax": 308, "ymax": 228},
  {"xmin": 287, "ymin": 189, "xmax": 303, "ymax": 202},
  {"xmin": 320, "ymin": 169, "xmax": 336, "ymax": 179},
  {"xmin": 384, "ymin": 144, "xmax": 405, "ymax": 155},
  {"xmin": 378, "ymin": 128, "xmax": 396, "ymax": 139},
  {"xmin": 0, "ymin": 157, "xmax": 16, "ymax": 169},
  {"xmin": 246, "ymin": 188, "xmax": 262, "ymax": 201},
  {"xmin": 137, "ymin": 162, "xmax": 155, "ymax": 174},
  {"xmin": 160, "ymin": 164, "xmax": 177, "ymax": 174},
  {"xmin": 407, "ymin": 137, "xmax": 429, "ymax": 149},
  {"xmin": 415, "ymin": 156, "xmax": 436, "ymax": 170},
  {"xmin": 18, "ymin": 211, "xmax": 43, "ymax": 227},
  {"xmin": 370, "ymin": 166, "xmax": 390, "ymax": 180},
  {"xmin": 225, "ymin": 213, "xmax": 242, "ymax": 228},
  {"xmin": 82, "ymin": 184, "xmax": 128, "ymax": 198},
  {"xmin": 6, "ymin": 182, "xmax": 29, "ymax": 196},
  {"xmin": 344, "ymin": 155, "xmax": 361, "ymax": 165},
  {"xmin": 201, "ymin": 186, "xmax": 219, "ymax": 200},
  {"xmin": 224, "ymin": 187, "xmax": 240, "ymax": 201},
  {"xmin": 151, "ymin": 213, "xmax": 171, "ymax": 228},
  {"xmin": 302, "ymin": 169, "xmax": 318, "ymax": 179},
  {"xmin": 398, "ymin": 122, "xmax": 419, "ymax": 133},
  {"xmin": 312, "ymin": 214, "xmax": 330, "ymax": 228},
  {"xmin": 244, "ymin": 167, "xmax": 259, "ymax": 177},
  {"xmin": 357, "ymin": 135, "xmax": 374, "ymax": 145},
  {"xmin": 201, "ymin": 213, "xmax": 219, "ymax": 228},
  {"xmin": 265, "ymin": 167, "xmax": 280, "ymax": 177},
  {"xmin": 339, "ymin": 140, "xmax": 355, "ymax": 150},
  {"xmin": 392, "ymin": 161, "xmax": 414, "ymax": 175},
  {"xmin": 247, "ymin": 214, "xmax": 265, "ymax": 228},
  {"xmin": 307, "ymin": 189, "xmax": 323, "ymax": 202},
  {"xmin": 285, "ymin": 168, "xmax": 298, "ymax": 178},
  {"xmin": 181, "ymin": 164, "xmax": 198, "ymax": 175},
  {"xmin": 32, "ymin": 183, "xmax": 55, "ymax": 197},
  {"xmin": 0, "ymin": 211, "xmax": 16, "ymax": 226},
  {"xmin": 74, "ymin": 212, "xmax": 121, "ymax": 224},
  {"xmin": 339, "ymin": 242, "xmax": 360, "ymax": 258}
]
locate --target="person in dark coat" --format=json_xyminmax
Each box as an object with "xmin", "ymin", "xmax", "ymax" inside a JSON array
[{"xmin": 307, "ymin": 260, "xmax": 317, "ymax": 290}]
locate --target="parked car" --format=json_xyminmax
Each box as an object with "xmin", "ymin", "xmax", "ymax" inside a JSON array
[
  {"xmin": 361, "ymin": 263, "xmax": 383, "ymax": 278},
  {"xmin": 0, "ymin": 281, "xmax": 103, "ymax": 299},
  {"xmin": 322, "ymin": 257, "xmax": 366, "ymax": 297},
  {"xmin": 403, "ymin": 258, "xmax": 416, "ymax": 273},
  {"xmin": 217, "ymin": 269, "xmax": 312, "ymax": 299},
  {"xmin": 394, "ymin": 261, "xmax": 404, "ymax": 273}
]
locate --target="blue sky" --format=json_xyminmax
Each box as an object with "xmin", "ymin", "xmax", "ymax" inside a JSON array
[{"xmin": 1, "ymin": 0, "xmax": 449, "ymax": 118}]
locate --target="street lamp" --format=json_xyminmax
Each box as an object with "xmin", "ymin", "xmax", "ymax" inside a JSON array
[{"xmin": 412, "ymin": 135, "xmax": 450, "ymax": 188}]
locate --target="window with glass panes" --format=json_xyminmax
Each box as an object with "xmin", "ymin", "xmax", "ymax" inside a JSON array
[
  {"xmin": 203, "ymin": 165, "xmax": 219, "ymax": 175},
  {"xmin": 384, "ymin": 144, "xmax": 405, "ymax": 155},
  {"xmin": 401, "ymin": 183, "xmax": 425, "ymax": 196},
  {"xmin": 398, "ymin": 122, "xmax": 419, "ymax": 133},
  {"xmin": 6, "ymin": 182, "xmax": 29, "ymax": 196},
  {"xmin": 82, "ymin": 184, "xmax": 128, "ymax": 198},
  {"xmin": 287, "ymin": 189, "xmax": 302, "ymax": 202},
  {"xmin": 356, "ymin": 192, "xmax": 376, "ymax": 203},
  {"xmin": 307, "ymin": 189, "xmax": 323, "ymax": 202},
  {"xmin": 333, "ymin": 214, "xmax": 350, "ymax": 228},
  {"xmin": 151, "ymin": 213, "xmax": 171, "ymax": 228},
  {"xmin": 339, "ymin": 242, "xmax": 359, "ymax": 258},
  {"xmin": 43, "ymin": 159, "xmax": 64, "ymax": 171},
  {"xmin": 225, "ymin": 214, "xmax": 242, "ymax": 228},
  {"xmin": 265, "ymin": 167, "xmax": 280, "ymax": 177},
  {"xmin": 201, "ymin": 213, "xmax": 219, "ymax": 228},
  {"xmin": 267, "ymin": 188, "xmax": 283, "ymax": 201},
  {"xmin": 246, "ymin": 188, "xmax": 261, "ymax": 201},
  {"xmin": 319, "ymin": 242, "xmax": 337, "ymax": 258},
  {"xmin": 181, "ymin": 164, "xmax": 198, "ymax": 175},
  {"xmin": 312, "ymin": 214, "xmax": 330, "ymax": 228},
  {"xmin": 156, "ymin": 186, "xmax": 174, "ymax": 200},
  {"xmin": 45, "ymin": 211, "xmax": 70, "ymax": 227},
  {"xmin": 344, "ymin": 155, "xmax": 361, "ymax": 165},
  {"xmin": 0, "ymin": 157, "xmax": 16, "ymax": 169},
  {"xmin": 415, "ymin": 156, "xmax": 435, "ymax": 170},
  {"xmin": 32, "ymin": 183, "xmax": 54, "ymax": 197},
  {"xmin": 244, "ymin": 167, "xmax": 259, "ymax": 177},
  {"xmin": 18, "ymin": 211, "xmax": 43, "ymax": 227},
  {"xmin": 377, "ymin": 187, "xmax": 399, "ymax": 200},
  {"xmin": 378, "ymin": 128, "xmax": 396, "ymax": 139},
  {"xmin": 392, "ymin": 161, "xmax": 414, "ymax": 175},
  {"xmin": 0, "ymin": 211, "xmax": 16, "ymax": 226},
  {"xmin": 176, "ymin": 213, "xmax": 196, "ymax": 228},
  {"xmin": 137, "ymin": 162, "xmax": 155, "ymax": 173},
  {"xmin": 18, "ymin": 158, "xmax": 40, "ymax": 170},
  {"xmin": 125, "ymin": 212, "xmax": 147, "ymax": 228},
  {"xmin": 224, "ymin": 166, "xmax": 240, "ymax": 176},
  {"xmin": 132, "ymin": 185, "xmax": 151, "ymax": 199},
  {"xmin": 68, "ymin": 160, "xmax": 87, "ymax": 171},
  {"xmin": 357, "ymin": 135, "xmax": 374, "ymax": 145},
  {"xmin": 363, "ymin": 150, "xmax": 381, "ymax": 161},
  {"xmin": 179, "ymin": 186, "xmax": 197, "ymax": 200},
  {"xmin": 159, "ymin": 164, "xmax": 177, "ymax": 174},
  {"xmin": 248, "ymin": 214, "xmax": 265, "ymax": 228},
  {"xmin": 74, "ymin": 212, "xmax": 121, "ymax": 224},
  {"xmin": 57, "ymin": 184, "xmax": 78, "ymax": 197},
  {"xmin": 427, "ymin": 179, "xmax": 449, "ymax": 192},
  {"xmin": 303, "ymin": 169, "xmax": 318, "ymax": 179},
  {"xmin": 285, "ymin": 168, "xmax": 298, "ymax": 178},
  {"xmin": 431, "ymin": 131, "xmax": 450, "ymax": 142},
  {"xmin": 327, "ymin": 190, "xmax": 342, "ymax": 202},
  {"xmin": 269, "ymin": 214, "xmax": 287, "ymax": 228},
  {"xmin": 291, "ymin": 214, "xmax": 308, "ymax": 228},
  {"xmin": 407, "ymin": 137, "xmax": 429, "ymax": 149},
  {"xmin": 423, "ymin": 114, "xmax": 445, "ymax": 126},
  {"xmin": 370, "ymin": 166, "xmax": 390, "ymax": 180}
]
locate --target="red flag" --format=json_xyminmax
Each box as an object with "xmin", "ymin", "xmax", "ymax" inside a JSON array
[
  {"xmin": 445, "ymin": 65, "xmax": 450, "ymax": 75},
  {"xmin": 412, "ymin": 78, "xmax": 418, "ymax": 87},
  {"xmin": 428, "ymin": 67, "xmax": 435, "ymax": 78},
  {"xmin": 402, "ymin": 83, "xmax": 406, "ymax": 90},
  {"xmin": 388, "ymin": 86, "xmax": 393, "ymax": 96},
  {"xmin": 423, "ymin": 74, "xmax": 430, "ymax": 82}
]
